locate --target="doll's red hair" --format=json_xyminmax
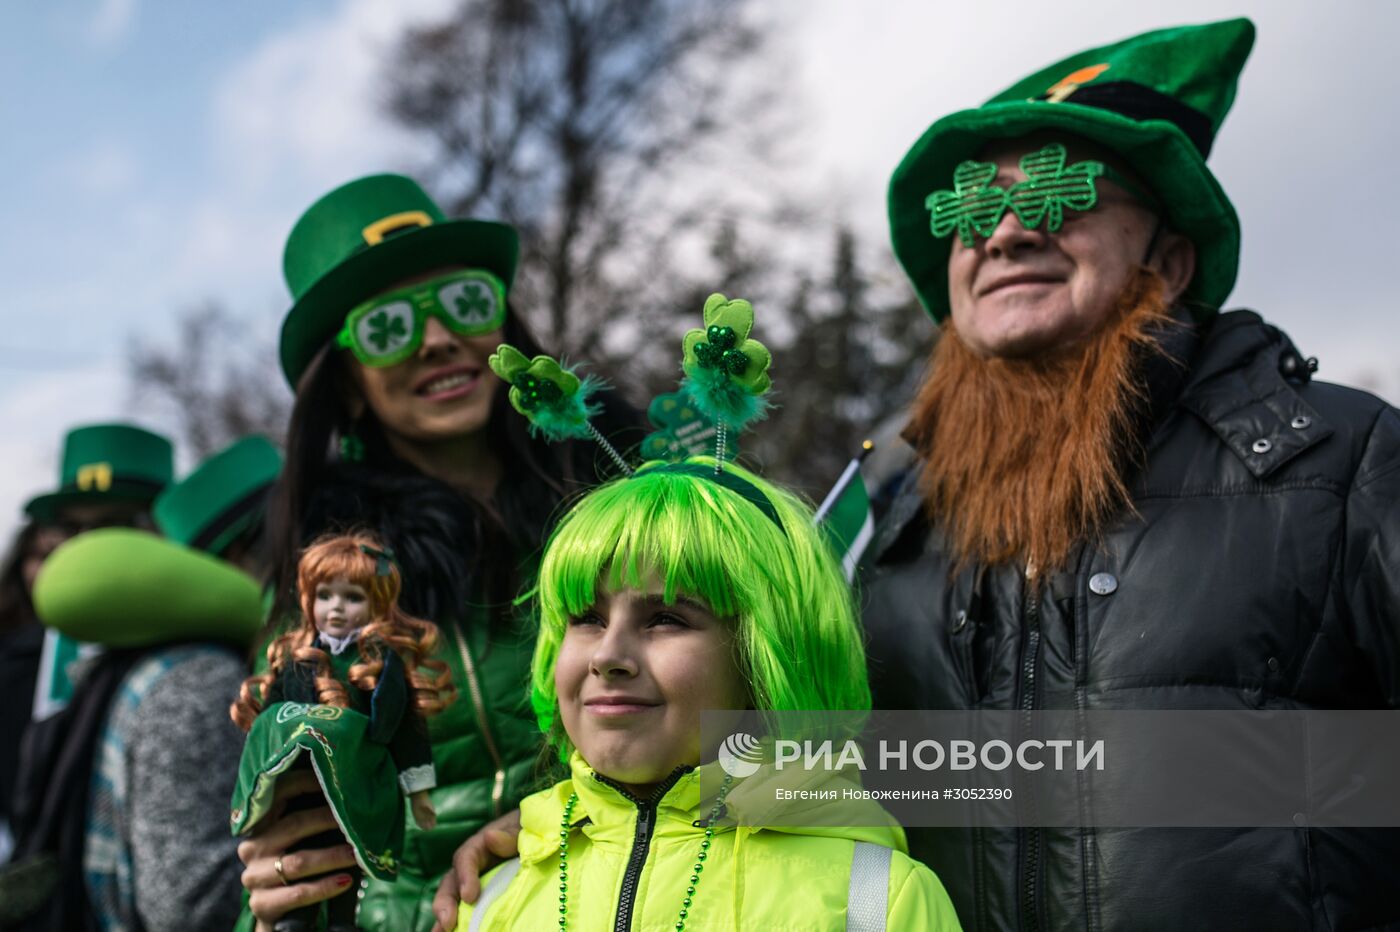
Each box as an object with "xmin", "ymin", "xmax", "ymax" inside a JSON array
[{"xmin": 231, "ymin": 532, "xmax": 455, "ymax": 731}]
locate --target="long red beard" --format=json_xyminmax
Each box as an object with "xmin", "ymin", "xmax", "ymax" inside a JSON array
[{"xmin": 905, "ymin": 270, "xmax": 1175, "ymax": 575}]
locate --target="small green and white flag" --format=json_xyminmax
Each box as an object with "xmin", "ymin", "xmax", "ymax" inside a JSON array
[
  {"xmin": 815, "ymin": 441, "xmax": 875, "ymax": 583},
  {"xmin": 32, "ymin": 628, "xmax": 100, "ymax": 721}
]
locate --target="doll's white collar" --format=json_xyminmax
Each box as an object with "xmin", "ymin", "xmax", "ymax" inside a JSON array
[{"xmin": 320, "ymin": 630, "xmax": 361, "ymax": 656}]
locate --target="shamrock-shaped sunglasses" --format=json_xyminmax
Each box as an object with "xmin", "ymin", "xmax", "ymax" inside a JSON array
[
  {"xmin": 925, "ymin": 142, "xmax": 1156, "ymax": 248},
  {"xmin": 335, "ymin": 269, "xmax": 507, "ymax": 367}
]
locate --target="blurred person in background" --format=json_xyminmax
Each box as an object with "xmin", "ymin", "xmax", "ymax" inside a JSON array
[{"xmin": 0, "ymin": 430, "xmax": 279, "ymax": 931}]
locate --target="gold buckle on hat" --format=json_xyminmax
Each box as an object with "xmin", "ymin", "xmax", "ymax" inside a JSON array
[
  {"xmin": 77, "ymin": 462, "xmax": 113, "ymax": 492},
  {"xmin": 361, "ymin": 210, "xmax": 434, "ymax": 246}
]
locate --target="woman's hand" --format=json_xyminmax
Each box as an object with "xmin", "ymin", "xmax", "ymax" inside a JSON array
[
  {"xmin": 236, "ymin": 770, "xmax": 359, "ymax": 931},
  {"xmin": 429, "ymin": 808, "xmax": 523, "ymax": 932}
]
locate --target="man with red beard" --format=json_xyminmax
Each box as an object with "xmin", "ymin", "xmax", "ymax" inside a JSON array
[{"xmin": 867, "ymin": 18, "xmax": 1400, "ymax": 932}]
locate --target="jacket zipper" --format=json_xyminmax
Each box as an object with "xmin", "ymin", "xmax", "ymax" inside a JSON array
[
  {"xmin": 450, "ymin": 624, "xmax": 506, "ymax": 816},
  {"xmin": 1018, "ymin": 570, "xmax": 1042, "ymax": 932},
  {"xmin": 596, "ymin": 767, "xmax": 689, "ymax": 932}
]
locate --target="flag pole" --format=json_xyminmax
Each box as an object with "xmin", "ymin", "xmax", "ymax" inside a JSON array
[{"xmin": 813, "ymin": 439, "xmax": 875, "ymax": 525}]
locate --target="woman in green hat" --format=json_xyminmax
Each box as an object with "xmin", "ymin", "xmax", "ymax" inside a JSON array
[{"xmin": 236, "ymin": 174, "xmax": 639, "ymax": 931}]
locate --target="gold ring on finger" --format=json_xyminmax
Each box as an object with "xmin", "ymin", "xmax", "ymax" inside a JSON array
[{"xmin": 274, "ymin": 856, "xmax": 290, "ymax": 886}]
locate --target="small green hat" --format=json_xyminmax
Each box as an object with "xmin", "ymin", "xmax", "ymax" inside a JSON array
[
  {"xmin": 279, "ymin": 173, "xmax": 520, "ymax": 385},
  {"xmin": 153, "ymin": 435, "xmax": 283, "ymax": 556},
  {"xmin": 889, "ymin": 18, "xmax": 1255, "ymax": 322},
  {"xmin": 24, "ymin": 423, "xmax": 174, "ymax": 523}
]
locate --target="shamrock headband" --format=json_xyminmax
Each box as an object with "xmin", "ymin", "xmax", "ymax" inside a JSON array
[
  {"xmin": 490, "ymin": 296, "xmax": 887, "ymax": 575},
  {"xmin": 642, "ymin": 462, "xmax": 785, "ymax": 534},
  {"xmin": 488, "ymin": 293, "xmax": 782, "ymax": 530},
  {"xmin": 926, "ymin": 142, "xmax": 1159, "ymax": 247}
]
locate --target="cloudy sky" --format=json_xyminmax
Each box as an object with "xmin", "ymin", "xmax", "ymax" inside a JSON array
[{"xmin": 2, "ymin": 0, "xmax": 1397, "ymax": 538}]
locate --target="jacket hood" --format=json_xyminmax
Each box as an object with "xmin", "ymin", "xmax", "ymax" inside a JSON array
[{"xmin": 1180, "ymin": 308, "xmax": 1305, "ymax": 391}]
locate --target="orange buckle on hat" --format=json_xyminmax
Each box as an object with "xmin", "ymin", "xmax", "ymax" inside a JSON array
[{"xmin": 1044, "ymin": 63, "xmax": 1110, "ymax": 103}]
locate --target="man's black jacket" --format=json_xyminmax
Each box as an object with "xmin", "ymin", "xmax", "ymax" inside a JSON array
[{"xmin": 864, "ymin": 311, "xmax": 1400, "ymax": 932}]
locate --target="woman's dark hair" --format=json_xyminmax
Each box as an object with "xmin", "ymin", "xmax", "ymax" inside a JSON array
[
  {"xmin": 0, "ymin": 521, "xmax": 41, "ymax": 633},
  {"xmin": 264, "ymin": 306, "xmax": 642, "ymax": 630}
]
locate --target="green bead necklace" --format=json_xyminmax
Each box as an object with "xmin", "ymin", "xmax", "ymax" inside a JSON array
[{"xmin": 556, "ymin": 772, "xmax": 735, "ymax": 931}]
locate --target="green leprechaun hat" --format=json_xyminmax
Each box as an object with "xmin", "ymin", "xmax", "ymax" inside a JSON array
[
  {"xmin": 889, "ymin": 17, "xmax": 1254, "ymax": 322},
  {"xmin": 153, "ymin": 435, "xmax": 283, "ymax": 556},
  {"xmin": 24, "ymin": 424, "xmax": 174, "ymax": 523},
  {"xmin": 279, "ymin": 174, "xmax": 519, "ymax": 385}
]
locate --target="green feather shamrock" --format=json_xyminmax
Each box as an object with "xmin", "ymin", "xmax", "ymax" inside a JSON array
[
  {"xmin": 682, "ymin": 295, "xmax": 771, "ymax": 392},
  {"xmin": 1007, "ymin": 143, "xmax": 1104, "ymax": 232},
  {"xmin": 680, "ymin": 293, "xmax": 771, "ymax": 430},
  {"xmin": 488, "ymin": 344, "xmax": 597, "ymax": 441},
  {"xmin": 925, "ymin": 160, "xmax": 1009, "ymax": 247},
  {"xmin": 489, "ymin": 343, "xmax": 633, "ymax": 474},
  {"xmin": 367, "ymin": 309, "xmax": 408, "ymax": 351}
]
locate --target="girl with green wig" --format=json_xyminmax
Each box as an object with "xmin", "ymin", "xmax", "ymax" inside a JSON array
[{"xmin": 447, "ymin": 457, "xmax": 959, "ymax": 931}]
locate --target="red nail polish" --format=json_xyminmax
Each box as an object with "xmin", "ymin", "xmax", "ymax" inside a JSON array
[{"xmin": 337, "ymin": 875, "xmax": 353, "ymax": 887}]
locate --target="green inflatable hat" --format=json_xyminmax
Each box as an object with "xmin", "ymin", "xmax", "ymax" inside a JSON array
[
  {"xmin": 889, "ymin": 17, "xmax": 1255, "ymax": 322},
  {"xmin": 279, "ymin": 173, "xmax": 520, "ymax": 386},
  {"xmin": 24, "ymin": 423, "xmax": 174, "ymax": 523},
  {"xmin": 154, "ymin": 435, "xmax": 283, "ymax": 556},
  {"xmin": 32, "ymin": 529, "xmax": 265, "ymax": 648}
]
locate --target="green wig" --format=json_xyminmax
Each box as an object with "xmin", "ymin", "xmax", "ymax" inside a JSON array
[{"xmin": 531, "ymin": 457, "xmax": 871, "ymax": 759}]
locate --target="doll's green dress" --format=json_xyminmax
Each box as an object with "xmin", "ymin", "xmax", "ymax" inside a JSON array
[{"xmin": 230, "ymin": 638, "xmax": 434, "ymax": 881}]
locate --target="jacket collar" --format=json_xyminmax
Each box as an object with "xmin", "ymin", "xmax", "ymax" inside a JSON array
[
  {"xmin": 517, "ymin": 752, "xmax": 915, "ymax": 869},
  {"xmin": 517, "ymin": 753, "xmax": 711, "ymax": 865},
  {"xmin": 1138, "ymin": 305, "xmax": 1200, "ymax": 437}
]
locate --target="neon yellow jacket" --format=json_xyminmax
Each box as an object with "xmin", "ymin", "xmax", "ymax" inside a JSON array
[{"xmin": 455, "ymin": 753, "xmax": 961, "ymax": 931}]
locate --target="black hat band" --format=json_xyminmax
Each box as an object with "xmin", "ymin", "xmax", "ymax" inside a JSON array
[
  {"xmin": 188, "ymin": 481, "xmax": 276, "ymax": 555},
  {"xmin": 1046, "ymin": 81, "xmax": 1216, "ymax": 157}
]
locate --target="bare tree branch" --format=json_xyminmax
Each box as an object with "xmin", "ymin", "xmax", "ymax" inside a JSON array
[{"xmin": 127, "ymin": 305, "xmax": 290, "ymax": 459}]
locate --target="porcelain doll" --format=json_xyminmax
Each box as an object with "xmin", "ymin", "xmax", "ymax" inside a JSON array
[{"xmin": 230, "ymin": 533, "xmax": 453, "ymax": 932}]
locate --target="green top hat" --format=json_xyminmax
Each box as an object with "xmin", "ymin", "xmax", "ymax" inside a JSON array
[
  {"xmin": 24, "ymin": 423, "xmax": 174, "ymax": 523},
  {"xmin": 153, "ymin": 435, "xmax": 283, "ymax": 556},
  {"xmin": 279, "ymin": 173, "xmax": 520, "ymax": 385},
  {"xmin": 889, "ymin": 18, "xmax": 1255, "ymax": 322}
]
